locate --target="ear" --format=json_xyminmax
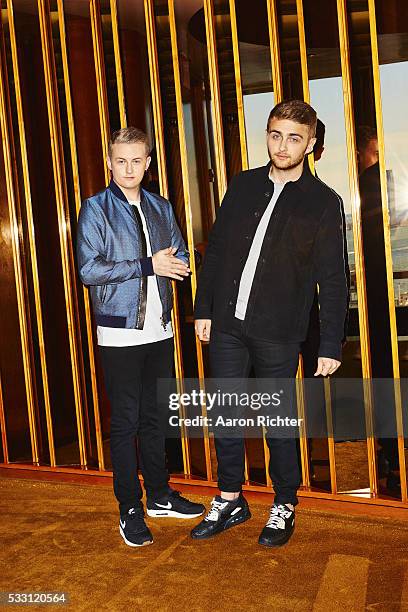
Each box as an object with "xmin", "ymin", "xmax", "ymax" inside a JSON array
[
  {"xmin": 145, "ymin": 156, "xmax": 152, "ymax": 172},
  {"xmin": 107, "ymin": 156, "xmax": 112, "ymax": 172},
  {"xmin": 305, "ymin": 137, "xmax": 317, "ymax": 155}
]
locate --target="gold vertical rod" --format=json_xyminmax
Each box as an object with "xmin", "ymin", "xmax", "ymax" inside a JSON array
[
  {"xmin": 244, "ymin": 449, "xmax": 249, "ymax": 484},
  {"xmin": 167, "ymin": 0, "xmax": 212, "ymax": 481},
  {"xmin": 6, "ymin": 0, "xmax": 53, "ymax": 464},
  {"xmin": 144, "ymin": 0, "xmax": 190, "ymax": 476},
  {"xmin": 1, "ymin": 2, "xmax": 39, "ymax": 465},
  {"xmin": 38, "ymin": 0, "xmax": 87, "ymax": 468},
  {"xmin": 287, "ymin": 0, "xmax": 313, "ymax": 486},
  {"xmin": 324, "ymin": 378, "xmax": 337, "ymax": 494},
  {"xmin": 295, "ymin": 0, "xmax": 314, "ymax": 174},
  {"xmin": 90, "ymin": 0, "xmax": 110, "ymax": 184},
  {"xmin": 170, "ymin": 282, "xmax": 192, "ymax": 477},
  {"xmin": 203, "ymin": 0, "xmax": 227, "ymax": 200},
  {"xmin": 144, "ymin": 0, "xmax": 168, "ymax": 198},
  {"xmin": 262, "ymin": 435, "xmax": 272, "ymax": 488},
  {"xmin": 297, "ymin": 361, "xmax": 310, "ymax": 488},
  {"xmin": 336, "ymin": 0, "xmax": 377, "ymax": 495},
  {"xmin": 228, "ymin": 0, "xmax": 248, "ymax": 170},
  {"xmin": 227, "ymin": 0, "xmax": 252, "ymax": 481},
  {"xmin": 295, "ymin": 0, "xmax": 310, "ymax": 102},
  {"xmin": 266, "ymin": 0, "xmax": 283, "ymax": 102},
  {"xmin": 367, "ymin": 0, "xmax": 407, "ymax": 502},
  {"xmin": 110, "ymin": 0, "xmax": 126, "ymax": 128},
  {"xmin": 0, "ymin": 370, "xmax": 9, "ymax": 463},
  {"xmin": 296, "ymin": 0, "xmax": 314, "ymax": 488},
  {"xmin": 57, "ymin": 0, "xmax": 105, "ymax": 471}
]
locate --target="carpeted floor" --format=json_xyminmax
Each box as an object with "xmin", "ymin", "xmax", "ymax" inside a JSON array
[{"xmin": 1, "ymin": 478, "xmax": 408, "ymax": 612}]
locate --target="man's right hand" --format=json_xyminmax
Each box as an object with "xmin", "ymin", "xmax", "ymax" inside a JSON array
[
  {"xmin": 152, "ymin": 247, "xmax": 190, "ymax": 280},
  {"xmin": 195, "ymin": 319, "xmax": 212, "ymax": 342}
]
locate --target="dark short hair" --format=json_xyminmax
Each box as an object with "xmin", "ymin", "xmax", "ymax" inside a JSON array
[
  {"xmin": 108, "ymin": 127, "xmax": 151, "ymax": 157},
  {"xmin": 356, "ymin": 125, "xmax": 377, "ymax": 152},
  {"xmin": 267, "ymin": 100, "xmax": 317, "ymax": 136},
  {"xmin": 313, "ymin": 118, "xmax": 326, "ymax": 152}
]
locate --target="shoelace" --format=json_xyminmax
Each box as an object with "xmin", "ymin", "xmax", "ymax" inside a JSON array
[
  {"xmin": 126, "ymin": 508, "xmax": 146, "ymax": 527},
  {"xmin": 205, "ymin": 499, "xmax": 228, "ymax": 522},
  {"xmin": 265, "ymin": 504, "xmax": 293, "ymax": 530}
]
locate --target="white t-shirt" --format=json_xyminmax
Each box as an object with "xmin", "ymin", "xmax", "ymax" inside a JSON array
[
  {"xmin": 97, "ymin": 199, "xmax": 173, "ymax": 346},
  {"xmin": 235, "ymin": 181, "xmax": 285, "ymax": 320}
]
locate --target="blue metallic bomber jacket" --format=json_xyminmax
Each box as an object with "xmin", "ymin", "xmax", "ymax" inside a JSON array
[{"xmin": 76, "ymin": 179, "xmax": 189, "ymax": 330}]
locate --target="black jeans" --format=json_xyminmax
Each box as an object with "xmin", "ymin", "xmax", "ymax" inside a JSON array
[
  {"xmin": 209, "ymin": 326, "xmax": 301, "ymax": 506},
  {"xmin": 99, "ymin": 338, "xmax": 173, "ymax": 514}
]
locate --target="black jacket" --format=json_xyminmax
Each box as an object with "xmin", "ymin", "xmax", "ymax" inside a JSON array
[{"xmin": 194, "ymin": 162, "xmax": 349, "ymax": 361}]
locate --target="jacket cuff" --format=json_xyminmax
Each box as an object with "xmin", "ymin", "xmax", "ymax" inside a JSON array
[
  {"xmin": 140, "ymin": 256, "xmax": 154, "ymax": 276},
  {"xmin": 318, "ymin": 341, "xmax": 342, "ymax": 362},
  {"xmin": 194, "ymin": 304, "xmax": 212, "ymax": 320}
]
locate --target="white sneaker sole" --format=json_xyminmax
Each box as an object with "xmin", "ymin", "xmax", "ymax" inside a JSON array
[
  {"xmin": 146, "ymin": 508, "xmax": 204, "ymax": 519},
  {"xmin": 119, "ymin": 525, "xmax": 153, "ymax": 547}
]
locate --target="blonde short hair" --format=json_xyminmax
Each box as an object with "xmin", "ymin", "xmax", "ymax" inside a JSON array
[{"xmin": 108, "ymin": 127, "xmax": 151, "ymax": 157}]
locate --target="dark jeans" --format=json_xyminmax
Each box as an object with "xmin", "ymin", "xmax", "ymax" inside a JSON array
[
  {"xmin": 99, "ymin": 338, "xmax": 173, "ymax": 514},
  {"xmin": 209, "ymin": 326, "xmax": 301, "ymax": 506}
]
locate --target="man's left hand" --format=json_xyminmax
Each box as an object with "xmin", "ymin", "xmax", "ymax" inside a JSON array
[{"xmin": 314, "ymin": 357, "xmax": 341, "ymax": 377}]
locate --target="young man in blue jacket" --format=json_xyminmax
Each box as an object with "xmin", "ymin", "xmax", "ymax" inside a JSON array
[{"xmin": 77, "ymin": 127, "xmax": 204, "ymax": 548}]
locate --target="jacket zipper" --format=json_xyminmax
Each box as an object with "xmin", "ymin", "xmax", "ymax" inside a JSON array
[
  {"xmin": 100, "ymin": 285, "xmax": 107, "ymax": 303},
  {"xmin": 142, "ymin": 201, "xmax": 168, "ymax": 331},
  {"xmin": 130, "ymin": 203, "xmax": 147, "ymax": 329},
  {"xmin": 135, "ymin": 289, "xmax": 142, "ymax": 328},
  {"xmin": 156, "ymin": 278, "xmax": 168, "ymax": 330}
]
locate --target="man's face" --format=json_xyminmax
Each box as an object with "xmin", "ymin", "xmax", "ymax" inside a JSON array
[
  {"xmin": 358, "ymin": 138, "xmax": 379, "ymax": 173},
  {"xmin": 107, "ymin": 141, "xmax": 151, "ymax": 191},
  {"xmin": 267, "ymin": 118, "xmax": 316, "ymax": 171}
]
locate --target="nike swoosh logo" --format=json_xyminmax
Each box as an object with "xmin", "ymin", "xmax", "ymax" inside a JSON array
[
  {"xmin": 155, "ymin": 502, "xmax": 172, "ymax": 509},
  {"xmin": 120, "ymin": 520, "xmax": 126, "ymax": 528}
]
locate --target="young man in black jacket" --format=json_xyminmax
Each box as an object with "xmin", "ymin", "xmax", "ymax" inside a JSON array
[{"xmin": 191, "ymin": 100, "xmax": 349, "ymax": 547}]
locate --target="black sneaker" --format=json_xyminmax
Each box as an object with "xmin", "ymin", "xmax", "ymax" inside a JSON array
[
  {"xmin": 190, "ymin": 494, "xmax": 251, "ymax": 540},
  {"xmin": 119, "ymin": 507, "xmax": 153, "ymax": 547},
  {"xmin": 146, "ymin": 490, "xmax": 205, "ymax": 519},
  {"xmin": 258, "ymin": 503, "xmax": 295, "ymax": 547}
]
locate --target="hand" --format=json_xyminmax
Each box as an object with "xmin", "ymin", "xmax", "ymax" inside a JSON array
[
  {"xmin": 152, "ymin": 247, "xmax": 190, "ymax": 280},
  {"xmin": 195, "ymin": 319, "xmax": 212, "ymax": 342},
  {"xmin": 314, "ymin": 357, "xmax": 341, "ymax": 377}
]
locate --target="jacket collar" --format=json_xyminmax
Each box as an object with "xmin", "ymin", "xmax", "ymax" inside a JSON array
[
  {"xmin": 109, "ymin": 178, "xmax": 128, "ymax": 202},
  {"xmin": 108, "ymin": 179, "xmax": 148, "ymax": 204},
  {"xmin": 265, "ymin": 157, "xmax": 315, "ymax": 193}
]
